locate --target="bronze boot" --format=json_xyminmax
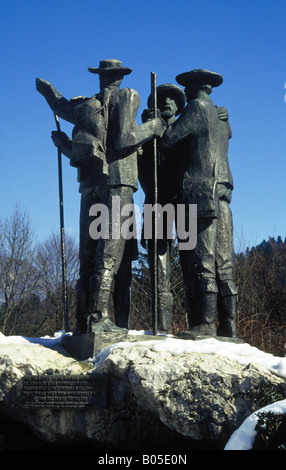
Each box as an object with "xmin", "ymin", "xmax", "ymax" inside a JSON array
[
  {"xmin": 187, "ymin": 292, "xmax": 217, "ymax": 337},
  {"xmin": 217, "ymin": 295, "xmax": 237, "ymax": 337}
]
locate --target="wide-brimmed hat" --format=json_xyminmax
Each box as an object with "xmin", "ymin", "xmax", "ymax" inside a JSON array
[
  {"xmin": 147, "ymin": 83, "xmax": 186, "ymax": 115},
  {"xmin": 176, "ymin": 69, "xmax": 223, "ymax": 88},
  {"xmin": 88, "ymin": 59, "xmax": 132, "ymax": 75}
]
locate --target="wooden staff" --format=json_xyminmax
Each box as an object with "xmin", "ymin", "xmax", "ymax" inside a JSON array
[
  {"xmin": 151, "ymin": 72, "xmax": 158, "ymax": 335},
  {"xmin": 54, "ymin": 113, "xmax": 69, "ymax": 331}
]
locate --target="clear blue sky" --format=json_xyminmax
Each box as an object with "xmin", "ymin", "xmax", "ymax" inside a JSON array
[{"xmin": 1, "ymin": 0, "xmax": 286, "ymax": 252}]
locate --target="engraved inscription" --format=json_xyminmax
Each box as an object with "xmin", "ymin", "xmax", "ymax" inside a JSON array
[{"xmin": 23, "ymin": 375, "xmax": 107, "ymax": 409}]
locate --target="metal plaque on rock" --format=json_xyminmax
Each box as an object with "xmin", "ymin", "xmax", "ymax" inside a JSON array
[{"xmin": 23, "ymin": 374, "xmax": 108, "ymax": 409}]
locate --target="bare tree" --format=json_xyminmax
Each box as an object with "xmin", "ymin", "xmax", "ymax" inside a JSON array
[
  {"xmin": 35, "ymin": 232, "xmax": 79, "ymax": 332},
  {"xmin": 0, "ymin": 204, "xmax": 41, "ymax": 335},
  {"xmin": 233, "ymin": 237, "xmax": 286, "ymax": 356}
]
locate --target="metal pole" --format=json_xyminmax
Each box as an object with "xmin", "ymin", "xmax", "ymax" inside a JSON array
[
  {"xmin": 54, "ymin": 113, "xmax": 69, "ymax": 332},
  {"xmin": 151, "ymin": 72, "xmax": 158, "ymax": 336}
]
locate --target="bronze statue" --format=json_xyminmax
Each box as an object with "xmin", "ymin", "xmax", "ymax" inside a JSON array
[
  {"xmin": 160, "ymin": 69, "xmax": 224, "ymax": 337},
  {"xmin": 215, "ymin": 106, "xmax": 238, "ymax": 337},
  {"xmin": 48, "ymin": 124, "xmax": 136, "ymax": 334},
  {"xmin": 36, "ymin": 59, "xmax": 164, "ymax": 334},
  {"xmin": 138, "ymin": 84, "xmax": 186, "ymax": 333}
]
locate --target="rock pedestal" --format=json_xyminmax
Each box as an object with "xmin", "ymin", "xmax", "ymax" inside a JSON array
[{"xmin": 0, "ymin": 335, "xmax": 285, "ymax": 450}]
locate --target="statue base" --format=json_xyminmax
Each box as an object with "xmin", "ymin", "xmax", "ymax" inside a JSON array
[
  {"xmin": 62, "ymin": 331, "xmax": 167, "ymax": 361},
  {"xmin": 61, "ymin": 333, "xmax": 95, "ymax": 361},
  {"xmin": 177, "ymin": 330, "xmax": 244, "ymax": 343},
  {"xmin": 61, "ymin": 319, "xmax": 244, "ymax": 360}
]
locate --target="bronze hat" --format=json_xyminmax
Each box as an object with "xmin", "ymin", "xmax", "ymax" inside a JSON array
[
  {"xmin": 176, "ymin": 69, "xmax": 223, "ymax": 88},
  {"xmin": 147, "ymin": 83, "xmax": 186, "ymax": 115},
  {"xmin": 88, "ymin": 59, "xmax": 132, "ymax": 75}
]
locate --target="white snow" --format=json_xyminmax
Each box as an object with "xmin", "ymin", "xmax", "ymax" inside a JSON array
[
  {"xmin": 224, "ymin": 399, "xmax": 286, "ymax": 450},
  {"xmin": 93, "ymin": 334, "xmax": 286, "ymax": 379},
  {"xmin": 0, "ymin": 330, "xmax": 65, "ymax": 347},
  {"xmin": 0, "ymin": 329, "xmax": 285, "ymax": 450}
]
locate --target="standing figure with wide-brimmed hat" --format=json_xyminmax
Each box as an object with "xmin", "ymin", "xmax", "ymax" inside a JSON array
[
  {"xmin": 36, "ymin": 59, "xmax": 164, "ymax": 334},
  {"xmin": 139, "ymin": 83, "xmax": 186, "ymax": 334},
  {"xmin": 160, "ymin": 69, "xmax": 224, "ymax": 337}
]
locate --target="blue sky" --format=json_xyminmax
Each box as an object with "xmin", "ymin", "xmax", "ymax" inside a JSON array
[{"xmin": 1, "ymin": 0, "xmax": 286, "ymax": 252}]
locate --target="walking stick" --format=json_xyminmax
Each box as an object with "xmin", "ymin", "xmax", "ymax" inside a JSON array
[
  {"xmin": 151, "ymin": 72, "xmax": 158, "ymax": 335},
  {"xmin": 54, "ymin": 113, "xmax": 69, "ymax": 332}
]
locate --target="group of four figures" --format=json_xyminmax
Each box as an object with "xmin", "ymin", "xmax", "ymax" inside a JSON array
[{"xmin": 36, "ymin": 58, "xmax": 237, "ymax": 339}]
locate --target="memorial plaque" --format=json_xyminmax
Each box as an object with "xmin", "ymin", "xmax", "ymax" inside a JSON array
[{"xmin": 23, "ymin": 374, "xmax": 108, "ymax": 409}]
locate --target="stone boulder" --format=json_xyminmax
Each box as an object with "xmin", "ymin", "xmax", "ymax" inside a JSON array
[{"xmin": 0, "ymin": 335, "xmax": 285, "ymax": 450}]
